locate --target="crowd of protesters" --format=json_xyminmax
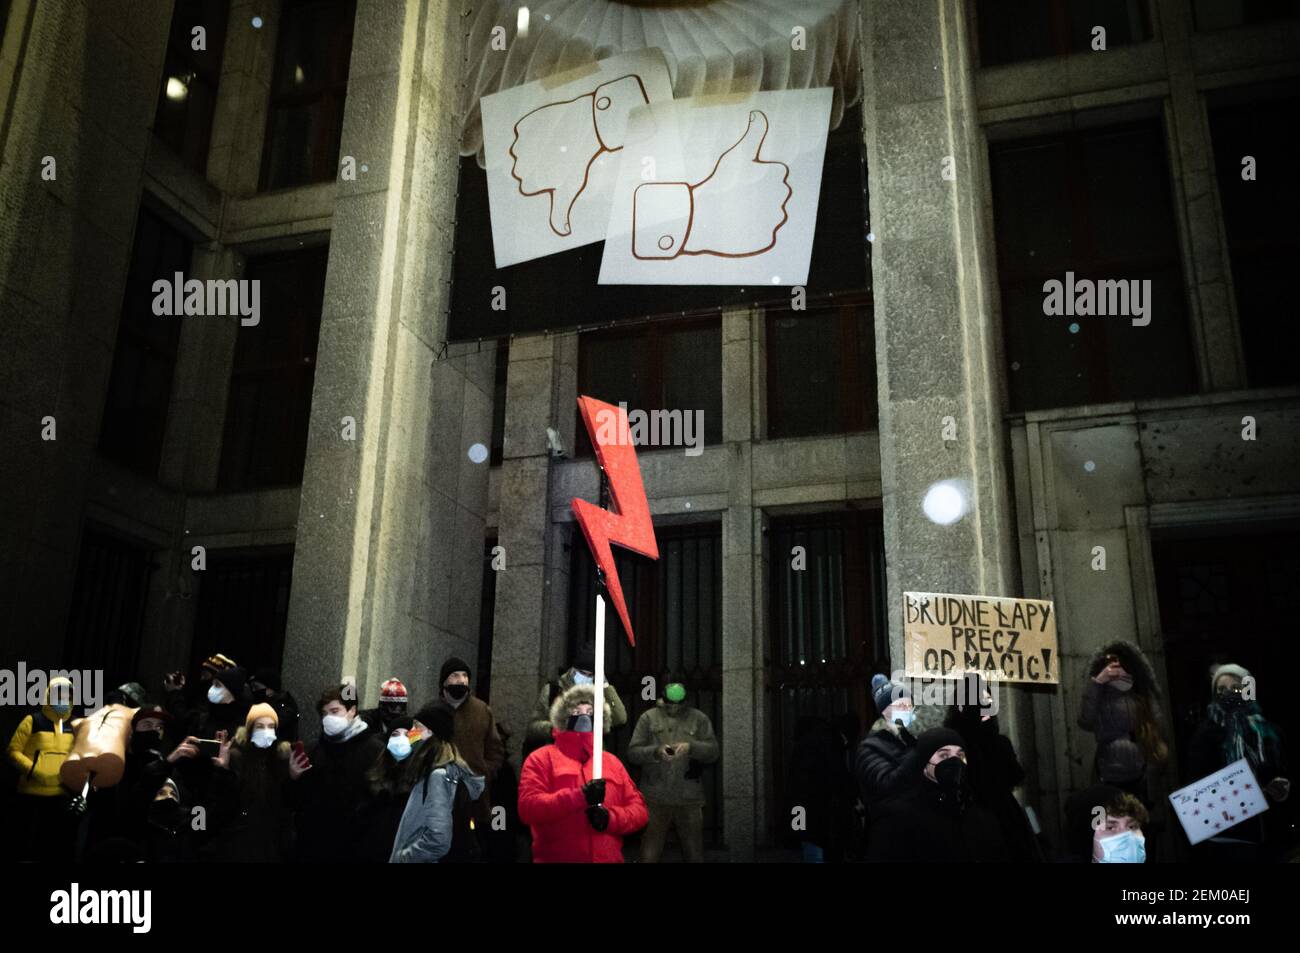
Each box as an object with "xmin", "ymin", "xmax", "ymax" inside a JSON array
[{"xmin": 3, "ymin": 639, "xmax": 1291, "ymax": 863}]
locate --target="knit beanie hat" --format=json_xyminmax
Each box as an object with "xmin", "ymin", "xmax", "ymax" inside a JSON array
[
  {"xmin": 573, "ymin": 643, "xmax": 596, "ymax": 673},
  {"xmin": 439, "ymin": 658, "xmax": 471, "ymax": 686},
  {"xmin": 245, "ymin": 702, "xmax": 279, "ymax": 731},
  {"xmin": 414, "ymin": 701, "xmax": 456, "ymax": 743},
  {"xmin": 871, "ymin": 673, "xmax": 910, "ymax": 715},
  {"xmin": 380, "ymin": 677, "xmax": 409, "ymax": 705},
  {"xmin": 213, "ymin": 666, "xmax": 248, "ymax": 699},
  {"xmin": 1210, "ymin": 663, "xmax": 1251, "ymax": 694}
]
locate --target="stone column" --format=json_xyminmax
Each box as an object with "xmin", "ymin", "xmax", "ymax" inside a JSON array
[
  {"xmin": 490, "ymin": 334, "xmax": 561, "ymax": 765},
  {"xmin": 721, "ymin": 307, "xmax": 759, "ymax": 858},
  {"xmin": 281, "ymin": 0, "xmax": 490, "ymax": 725},
  {"xmin": 861, "ymin": 0, "xmax": 1022, "ymax": 707}
]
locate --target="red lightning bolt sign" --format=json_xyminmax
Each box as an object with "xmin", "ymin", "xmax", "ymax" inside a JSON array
[{"xmin": 571, "ymin": 396, "xmax": 659, "ymax": 646}]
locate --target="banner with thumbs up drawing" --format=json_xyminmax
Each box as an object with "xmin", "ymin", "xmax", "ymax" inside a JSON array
[
  {"xmin": 599, "ymin": 88, "xmax": 833, "ymax": 286},
  {"xmin": 480, "ymin": 49, "xmax": 673, "ymax": 268}
]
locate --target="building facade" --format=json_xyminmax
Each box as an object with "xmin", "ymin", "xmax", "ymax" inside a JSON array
[{"xmin": 1, "ymin": 0, "xmax": 1297, "ymax": 859}]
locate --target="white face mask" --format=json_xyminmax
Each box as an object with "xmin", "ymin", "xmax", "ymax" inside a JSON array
[
  {"xmin": 208, "ymin": 684, "xmax": 232, "ymax": 705},
  {"xmin": 387, "ymin": 735, "xmax": 412, "ymax": 760},
  {"xmin": 887, "ymin": 708, "xmax": 915, "ymax": 729},
  {"xmin": 1097, "ymin": 830, "xmax": 1146, "ymax": 864},
  {"xmin": 251, "ymin": 728, "xmax": 276, "ymax": 749},
  {"xmin": 321, "ymin": 714, "xmax": 350, "ymax": 737},
  {"xmin": 573, "ymin": 671, "xmax": 594, "ymax": 686}
]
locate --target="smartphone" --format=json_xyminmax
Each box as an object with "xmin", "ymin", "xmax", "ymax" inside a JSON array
[
  {"xmin": 292, "ymin": 740, "xmax": 306, "ymax": 758},
  {"xmin": 195, "ymin": 739, "xmax": 221, "ymax": 758}
]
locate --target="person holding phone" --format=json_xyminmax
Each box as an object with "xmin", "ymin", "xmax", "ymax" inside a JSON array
[
  {"xmin": 1078, "ymin": 641, "xmax": 1168, "ymax": 803},
  {"xmin": 626, "ymin": 682, "xmax": 719, "ymax": 863}
]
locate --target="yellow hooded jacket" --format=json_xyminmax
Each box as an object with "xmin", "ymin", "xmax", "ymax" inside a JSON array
[{"xmin": 6, "ymin": 677, "xmax": 75, "ymax": 797}]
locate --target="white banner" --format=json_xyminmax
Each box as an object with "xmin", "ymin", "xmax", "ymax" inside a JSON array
[
  {"xmin": 1168, "ymin": 758, "xmax": 1269, "ymax": 846},
  {"xmin": 598, "ymin": 88, "xmax": 833, "ymax": 286},
  {"xmin": 480, "ymin": 49, "xmax": 674, "ymax": 268}
]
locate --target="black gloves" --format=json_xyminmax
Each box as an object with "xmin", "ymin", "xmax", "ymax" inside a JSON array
[
  {"xmin": 586, "ymin": 804, "xmax": 610, "ymax": 832},
  {"xmin": 582, "ymin": 778, "xmax": 606, "ymax": 806}
]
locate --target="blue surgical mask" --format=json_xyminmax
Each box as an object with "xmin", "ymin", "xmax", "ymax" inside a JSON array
[
  {"xmin": 889, "ymin": 709, "xmax": 915, "ymax": 729},
  {"xmin": 208, "ymin": 684, "xmax": 231, "ymax": 705},
  {"xmin": 1097, "ymin": 830, "xmax": 1145, "ymax": 864},
  {"xmin": 387, "ymin": 735, "xmax": 412, "ymax": 760},
  {"xmin": 573, "ymin": 671, "xmax": 594, "ymax": 686}
]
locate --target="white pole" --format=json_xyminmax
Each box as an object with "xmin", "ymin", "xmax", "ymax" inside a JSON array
[{"xmin": 593, "ymin": 591, "xmax": 605, "ymax": 780}]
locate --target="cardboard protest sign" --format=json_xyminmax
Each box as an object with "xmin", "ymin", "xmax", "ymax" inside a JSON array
[
  {"xmin": 598, "ymin": 88, "xmax": 833, "ymax": 286},
  {"xmin": 1169, "ymin": 758, "xmax": 1269, "ymax": 846},
  {"xmin": 903, "ymin": 591, "xmax": 1059, "ymax": 684},
  {"xmin": 480, "ymin": 49, "xmax": 673, "ymax": 268}
]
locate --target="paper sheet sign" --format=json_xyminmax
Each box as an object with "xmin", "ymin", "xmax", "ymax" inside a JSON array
[
  {"xmin": 903, "ymin": 591, "xmax": 1059, "ymax": 684},
  {"xmin": 480, "ymin": 49, "xmax": 674, "ymax": 268},
  {"xmin": 598, "ymin": 88, "xmax": 833, "ymax": 286},
  {"xmin": 1169, "ymin": 758, "xmax": 1269, "ymax": 846}
]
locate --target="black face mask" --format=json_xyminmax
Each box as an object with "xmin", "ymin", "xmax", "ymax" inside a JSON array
[
  {"xmin": 934, "ymin": 757, "xmax": 966, "ymax": 791},
  {"xmin": 567, "ymin": 714, "xmax": 593, "ymax": 732},
  {"xmin": 131, "ymin": 732, "xmax": 163, "ymax": 757},
  {"xmin": 1219, "ymin": 689, "xmax": 1245, "ymax": 710},
  {"xmin": 443, "ymin": 684, "xmax": 469, "ymax": 701},
  {"xmin": 148, "ymin": 799, "xmax": 184, "ymax": 830}
]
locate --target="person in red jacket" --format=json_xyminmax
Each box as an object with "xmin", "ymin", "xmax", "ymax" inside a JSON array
[{"xmin": 519, "ymin": 683, "xmax": 647, "ymax": 862}]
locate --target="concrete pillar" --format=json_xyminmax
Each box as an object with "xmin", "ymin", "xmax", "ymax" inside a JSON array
[
  {"xmin": 0, "ymin": 0, "xmax": 171, "ymax": 668},
  {"xmin": 491, "ymin": 335, "xmax": 561, "ymax": 765},
  {"xmin": 861, "ymin": 0, "xmax": 1023, "ymax": 726},
  {"xmin": 281, "ymin": 0, "xmax": 488, "ymax": 726},
  {"xmin": 207, "ymin": 0, "xmax": 281, "ymax": 193},
  {"xmin": 1156, "ymin": 0, "xmax": 1248, "ymax": 391},
  {"xmin": 721, "ymin": 307, "xmax": 758, "ymax": 858}
]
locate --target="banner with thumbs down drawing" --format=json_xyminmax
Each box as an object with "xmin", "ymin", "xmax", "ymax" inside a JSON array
[
  {"xmin": 598, "ymin": 88, "xmax": 833, "ymax": 286},
  {"xmin": 480, "ymin": 49, "xmax": 673, "ymax": 269}
]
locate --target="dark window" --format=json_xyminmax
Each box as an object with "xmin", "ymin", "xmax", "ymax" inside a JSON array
[
  {"xmin": 260, "ymin": 0, "xmax": 356, "ymax": 191},
  {"xmin": 1152, "ymin": 524, "xmax": 1300, "ymax": 788},
  {"xmin": 766, "ymin": 295, "xmax": 876, "ymax": 438},
  {"xmin": 190, "ymin": 547, "xmax": 294, "ymax": 679},
  {"xmin": 489, "ymin": 341, "xmax": 508, "ymax": 465},
  {"xmin": 153, "ymin": 0, "xmax": 229, "ymax": 175},
  {"xmin": 767, "ymin": 509, "xmax": 887, "ymax": 853},
  {"xmin": 575, "ymin": 318, "xmax": 722, "ymax": 457},
  {"xmin": 63, "ymin": 526, "xmax": 157, "ymax": 690},
  {"xmin": 975, "ymin": 0, "xmax": 1152, "ymax": 67},
  {"xmin": 569, "ymin": 523, "xmax": 723, "ymax": 849},
  {"xmin": 1193, "ymin": 0, "xmax": 1300, "ymax": 30},
  {"xmin": 478, "ymin": 534, "xmax": 499, "ymax": 702},
  {"xmin": 990, "ymin": 118, "xmax": 1197, "ymax": 412},
  {"xmin": 1209, "ymin": 89, "xmax": 1300, "ymax": 387},
  {"xmin": 98, "ymin": 207, "xmax": 191, "ymax": 476},
  {"xmin": 447, "ymin": 111, "xmax": 870, "ymax": 341},
  {"xmin": 218, "ymin": 245, "xmax": 327, "ymax": 489}
]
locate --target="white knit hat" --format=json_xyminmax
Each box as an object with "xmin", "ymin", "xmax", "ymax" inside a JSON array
[{"xmin": 1210, "ymin": 663, "xmax": 1251, "ymax": 692}]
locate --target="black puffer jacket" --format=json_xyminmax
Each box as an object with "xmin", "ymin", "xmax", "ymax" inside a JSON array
[{"xmin": 855, "ymin": 718, "xmax": 915, "ymax": 807}]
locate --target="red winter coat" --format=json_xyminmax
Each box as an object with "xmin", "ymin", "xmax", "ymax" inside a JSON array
[{"xmin": 519, "ymin": 730, "xmax": 647, "ymax": 863}]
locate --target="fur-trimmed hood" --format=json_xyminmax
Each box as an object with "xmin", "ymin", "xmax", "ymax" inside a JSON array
[
  {"xmin": 1087, "ymin": 640, "xmax": 1161, "ymax": 697},
  {"xmin": 549, "ymin": 683, "xmax": 611, "ymax": 731}
]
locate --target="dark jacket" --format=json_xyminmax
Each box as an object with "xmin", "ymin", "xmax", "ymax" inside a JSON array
[
  {"xmin": 855, "ymin": 718, "xmax": 914, "ymax": 807},
  {"xmin": 204, "ymin": 732, "xmax": 296, "ymax": 863},
  {"xmin": 1078, "ymin": 641, "xmax": 1166, "ymax": 792},
  {"xmin": 293, "ymin": 719, "xmax": 385, "ymax": 863},
  {"xmin": 943, "ymin": 710, "xmax": 1041, "ymax": 862},
  {"xmin": 784, "ymin": 716, "xmax": 856, "ymax": 856}
]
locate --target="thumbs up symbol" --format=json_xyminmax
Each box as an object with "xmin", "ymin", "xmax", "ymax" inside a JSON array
[
  {"xmin": 510, "ymin": 75, "xmax": 650, "ymax": 237},
  {"xmin": 633, "ymin": 110, "xmax": 792, "ymax": 260}
]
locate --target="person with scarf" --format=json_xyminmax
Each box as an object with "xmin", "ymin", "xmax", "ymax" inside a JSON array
[{"xmin": 1187, "ymin": 663, "xmax": 1291, "ymax": 862}]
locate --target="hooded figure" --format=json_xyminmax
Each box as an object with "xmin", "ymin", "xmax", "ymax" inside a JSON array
[
  {"xmin": 865, "ymin": 727, "xmax": 1010, "ymax": 863},
  {"xmin": 1078, "ymin": 641, "xmax": 1168, "ymax": 800},
  {"xmin": 518, "ymin": 684, "xmax": 648, "ymax": 863},
  {"xmin": 1187, "ymin": 663, "xmax": 1290, "ymax": 861},
  {"xmin": 855, "ymin": 673, "xmax": 917, "ymax": 808},
  {"xmin": 390, "ymin": 703, "xmax": 485, "ymax": 863},
  {"xmin": 944, "ymin": 674, "xmax": 1042, "ymax": 862},
  {"xmin": 524, "ymin": 644, "xmax": 629, "ymax": 755},
  {"xmin": 141, "ymin": 775, "xmax": 200, "ymax": 863},
  {"xmin": 626, "ymin": 683, "xmax": 720, "ymax": 863}
]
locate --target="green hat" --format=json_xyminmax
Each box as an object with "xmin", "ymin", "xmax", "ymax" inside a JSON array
[{"xmin": 665, "ymin": 683, "xmax": 686, "ymax": 703}]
